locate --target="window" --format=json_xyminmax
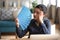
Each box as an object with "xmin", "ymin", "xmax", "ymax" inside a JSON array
[{"xmin": 57, "ymin": 0, "xmax": 60, "ymax": 7}]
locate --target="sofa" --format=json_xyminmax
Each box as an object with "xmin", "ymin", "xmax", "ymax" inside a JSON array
[
  {"xmin": 0, "ymin": 8, "xmax": 17, "ymax": 39},
  {"xmin": 0, "ymin": 21, "xmax": 16, "ymax": 32},
  {"xmin": 0, "ymin": 21, "xmax": 16, "ymax": 38}
]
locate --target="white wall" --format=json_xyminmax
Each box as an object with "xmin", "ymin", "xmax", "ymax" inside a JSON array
[
  {"xmin": 20, "ymin": 0, "xmax": 29, "ymax": 8},
  {"xmin": 57, "ymin": 0, "xmax": 60, "ymax": 7}
]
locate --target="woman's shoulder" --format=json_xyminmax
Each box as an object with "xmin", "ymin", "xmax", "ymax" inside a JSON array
[
  {"xmin": 30, "ymin": 19, "xmax": 36, "ymax": 22},
  {"xmin": 29, "ymin": 19, "xmax": 36, "ymax": 25},
  {"xmin": 43, "ymin": 17, "xmax": 50, "ymax": 23}
]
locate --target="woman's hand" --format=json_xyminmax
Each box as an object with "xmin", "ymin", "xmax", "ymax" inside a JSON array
[
  {"xmin": 15, "ymin": 18, "xmax": 19, "ymax": 28},
  {"xmin": 39, "ymin": 11, "xmax": 44, "ymax": 23}
]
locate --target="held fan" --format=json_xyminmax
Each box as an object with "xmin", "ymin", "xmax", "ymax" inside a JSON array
[{"xmin": 17, "ymin": 6, "xmax": 32, "ymax": 30}]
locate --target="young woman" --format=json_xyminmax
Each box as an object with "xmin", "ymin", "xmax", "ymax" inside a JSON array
[{"xmin": 15, "ymin": 4, "xmax": 51, "ymax": 38}]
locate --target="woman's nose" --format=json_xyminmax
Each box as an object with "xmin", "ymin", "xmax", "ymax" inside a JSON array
[{"xmin": 34, "ymin": 13, "xmax": 36, "ymax": 16}]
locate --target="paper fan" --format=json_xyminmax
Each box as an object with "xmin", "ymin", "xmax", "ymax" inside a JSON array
[{"xmin": 17, "ymin": 6, "xmax": 32, "ymax": 30}]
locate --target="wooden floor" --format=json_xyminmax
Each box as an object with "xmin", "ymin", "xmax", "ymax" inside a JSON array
[{"xmin": 0, "ymin": 34, "xmax": 60, "ymax": 40}]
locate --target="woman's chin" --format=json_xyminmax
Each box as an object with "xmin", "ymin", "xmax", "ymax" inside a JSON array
[{"xmin": 34, "ymin": 18, "xmax": 37, "ymax": 20}]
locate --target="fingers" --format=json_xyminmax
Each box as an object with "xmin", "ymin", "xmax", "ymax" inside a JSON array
[
  {"xmin": 15, "ymin": 18, "xmax": 19, "ymax": 28},
  {"xmin": 15, "ymin": 18, "xmax": 19, "ymax": 23},
  {"xmin": 39, "ymin": 11, "xmax": 44, "ymax": 23}
]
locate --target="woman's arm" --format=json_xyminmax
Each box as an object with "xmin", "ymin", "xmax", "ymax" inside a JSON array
[
  {"xmin": 16, "ymin": 27, "xmax": 28, "ymax": 38},
  {"xmin": 39, "ymin": 12, "xmax": 51, "ymax": 34},
  {"xmin": 15, "ymin": 18, "xmax": 28, "ymax": 38},
  {"xmin": 40, "ymin": 19, "xmax": 51, "ymax": 34}
]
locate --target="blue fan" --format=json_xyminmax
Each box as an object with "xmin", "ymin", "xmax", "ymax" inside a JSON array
[{"xmin": 17, "ymin": 6, "xmax": 32, "ymax": 30}]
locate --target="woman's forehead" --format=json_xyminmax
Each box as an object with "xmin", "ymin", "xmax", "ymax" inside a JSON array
[
  {"xmin": 35, "ymin": 8, "xmax": 42, "ymax": 11},
  {"xmin": 34, "ymin": 8, "xmax": 42, "ymax": 12}
]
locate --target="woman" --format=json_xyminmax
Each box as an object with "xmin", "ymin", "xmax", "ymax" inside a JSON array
[{"xmin": 15, "ymin": 4, "xmax": 51, "ymax": 38}]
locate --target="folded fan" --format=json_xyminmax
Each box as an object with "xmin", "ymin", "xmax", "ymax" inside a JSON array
[{"xmin": 17, "ymin": 6, "xmax": 32, "ymax": 30}]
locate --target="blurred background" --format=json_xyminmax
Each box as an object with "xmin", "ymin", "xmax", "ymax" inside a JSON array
[{"xmin": 0, "ymin": 0, "xmax": 60, "ymax": 24}]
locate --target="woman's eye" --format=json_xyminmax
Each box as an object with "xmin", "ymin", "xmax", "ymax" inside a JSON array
[{"xmin": 37, "ymin": 12, "xmax": 40, "ymax": 14}]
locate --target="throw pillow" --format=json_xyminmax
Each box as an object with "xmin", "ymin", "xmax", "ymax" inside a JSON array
[{"xmin": 0, "ymin": 8, "xmax": 14, "ymax": 21}]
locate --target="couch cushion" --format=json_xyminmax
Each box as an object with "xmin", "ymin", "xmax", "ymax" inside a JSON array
[
  {"xmin": 0, "ymin": 8, "xmax": 14, "ymax": 21},
  {"xmin": 0, "ymin": 21, "xmax": 16, "ymax": 32},
  {"xmin": 0, "ymin": 21, "xmax": 16, "ymax": 27},
  {"xmin": 0, "ymin": 8, "xmax": 2, "ymax": 20},
  {"xmin": 0, "ymin": 26, "xmax": 16, "ymax": 32}
]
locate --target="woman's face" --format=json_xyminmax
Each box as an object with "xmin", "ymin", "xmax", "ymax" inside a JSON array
[{"xmin": 33, "ymin": 8, "xmax": 44, "ymax": 21}]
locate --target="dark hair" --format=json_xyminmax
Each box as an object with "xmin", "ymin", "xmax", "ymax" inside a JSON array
[{"xmin": 35, "ymin": 4, "xmax": 47, "ymax": 14}]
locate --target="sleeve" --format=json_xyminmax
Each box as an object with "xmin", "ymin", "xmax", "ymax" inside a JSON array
[
  {"xmin": 40, "ymin": 19, "xmax": 51, "ymax": 34},
  {"xmin": 16, "ymin": 19, "xmax": 33, "ymax": 38},
  {"xmin": 16, "ymin": 26, "xmax": 28, "ymax": 38}
]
